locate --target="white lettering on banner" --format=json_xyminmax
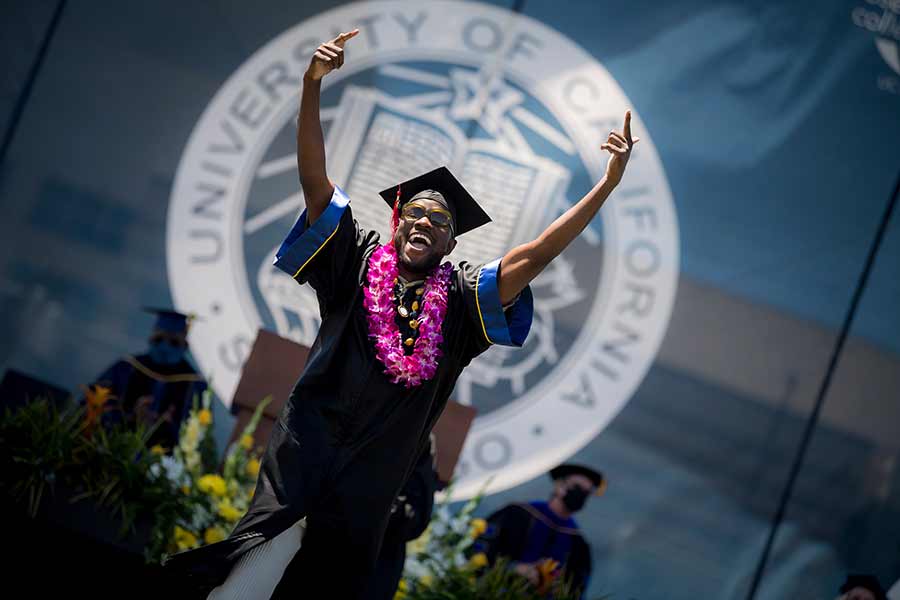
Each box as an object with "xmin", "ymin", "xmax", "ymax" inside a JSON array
[
  {"xmin": 167, "ymin": 1, "xmax": 680, "ymax": 499},
  {"xmin": 853, "ymin": 6, "xmax": 900, "ymax": 40},
  {"xmin": 852, "ymin": 0, "xmax": 900, "ymax": 87},
  {"xmin": 188, "ymin": 230, "xmax": 222, "ymax": 264},
  {"xmin": 257, "ymin": 62, "xmax": 301, "ymax": 102},
  {"xmin": 393, "ymin": 12, "xmax": 428, "ymax": 43},
  {"xmin": 219, "ymin": 335, "xmax": 252, "ymax": 372},
  {"xmin": 472, "ymin": 434, "xmax": 513, "ymax": 470}
]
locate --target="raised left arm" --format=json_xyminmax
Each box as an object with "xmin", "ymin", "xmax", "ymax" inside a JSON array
[{"xmin": 497, "ymin": 110, "xmax": 639, "ymax": 305}]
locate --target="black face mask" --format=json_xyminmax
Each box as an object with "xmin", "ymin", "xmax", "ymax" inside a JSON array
[{"xmin": 562, "ymin": 486, "xmax": 589, "ymax": 512}]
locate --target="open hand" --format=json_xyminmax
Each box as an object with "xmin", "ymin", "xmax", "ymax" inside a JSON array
[
  {"xmin": 601, "ymin": 110, "xmax": 640, "ymax": 185},
  {"xmin": 306, "ymin": 29, "xmax": 360, "ymax": 81}
]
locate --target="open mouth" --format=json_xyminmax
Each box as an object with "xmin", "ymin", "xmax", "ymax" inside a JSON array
[{"xmin": 406, "ymin": 232, "xmax": 433, "ymax": 253}]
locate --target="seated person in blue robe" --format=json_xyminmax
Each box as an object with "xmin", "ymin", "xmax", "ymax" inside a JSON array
[
  {"xmin": 474, "ymin": 463, "xmax": 606, "ymax": 597},
  {"xmin": 88, "ymin": 308, "xmax": 207, "ymax": 451}
]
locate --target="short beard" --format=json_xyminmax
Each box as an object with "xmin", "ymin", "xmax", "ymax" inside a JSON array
[
  {"xmin": 394, "ymin": 234, "xmax": 443, "ymax": 275},
  {"xmin": 399, "ymin": 250, "xmax": 443, "ymax": 275}
]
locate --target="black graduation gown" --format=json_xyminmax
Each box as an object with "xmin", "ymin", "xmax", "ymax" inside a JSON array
[
  {"xmin": 90, "ymin": 354, "xmax": 207, "ymax": 450},
  {"xmin": 370, "ymin": 442, "xmax": 438, "ymax": 600},
  {"xmin": 476, "ymin": 502, "xmax": 592, "ymax": 598},
  {"xmin": 164, "ymin": 186, "xmax": 532, "ymax": 599}
]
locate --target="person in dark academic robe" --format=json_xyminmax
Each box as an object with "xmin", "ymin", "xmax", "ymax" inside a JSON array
[
  {"xmin": 371, "ymin": 437, "xmax": 439, "ymax": 600},
  {"xmin": 473, "ymin": 464, "xmax": 606, "ymax": 598},
  {"xmin": 88, "ymin": 308, "xmax": 207, "ymax": 451},
  {"xmin": 164, "ymin": 26, "xmax": 638, "ymax": 600}
]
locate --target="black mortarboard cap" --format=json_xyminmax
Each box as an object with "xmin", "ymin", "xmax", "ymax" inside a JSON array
[
  {"xmin": 143, "ymin": 307, "xmax": 194, "ymax": 334},
  {"xmin": 550, "ymin": 463, "xmax": 607, "ymax": 496},
  {"xmin": 378, "ymin": 166, "xmax": 491, "ymax": 236},
  {"xmin": 839, "ymin": 575, "xmax": 886, "ymax": 599}
]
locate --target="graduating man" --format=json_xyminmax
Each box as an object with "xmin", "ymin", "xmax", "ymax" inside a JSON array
[
  {"xmin": 89, "ymin": 308, "xmax": 206, "ymax": 451},
  {"xmin": 165, "ymin": 27, "xmax": 639, "ymax": 599},
  {"xmin": 474, "ymin": 464, "xmax": 606, "ymax": 597}
]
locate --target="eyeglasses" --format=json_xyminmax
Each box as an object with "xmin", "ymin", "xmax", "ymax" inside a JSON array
[{"xmin": 401, "ymin": 202, "xmax": 453, "ymax": 229}]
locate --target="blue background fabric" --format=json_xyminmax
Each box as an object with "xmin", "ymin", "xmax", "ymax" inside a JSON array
[{"xmin": 1, "ymin": 1, "xmax": 898, "ymax": 598}]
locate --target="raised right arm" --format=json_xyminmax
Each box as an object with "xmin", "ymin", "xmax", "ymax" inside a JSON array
[{"xmin": 297, "ymin": 29, "xmax": 359, "ymax": 224}]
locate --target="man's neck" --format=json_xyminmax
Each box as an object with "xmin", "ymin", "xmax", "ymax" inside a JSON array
[
  {"xmin": 397, "ymin": 263, "xmax": 427, "ymax": 283},
  {"xmin": 547, "ymin": 497, "xmax": 572, "ymax": 520}
]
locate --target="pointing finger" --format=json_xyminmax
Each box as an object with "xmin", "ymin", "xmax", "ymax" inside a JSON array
[{"xmin": 334, "ymin": 28, "xmax": 360, "ymax": 47}]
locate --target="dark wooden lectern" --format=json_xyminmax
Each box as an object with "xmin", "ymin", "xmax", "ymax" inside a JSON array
[{"xmin": 228, "ymin": 329, "xmax": 309, "ymax": 450}]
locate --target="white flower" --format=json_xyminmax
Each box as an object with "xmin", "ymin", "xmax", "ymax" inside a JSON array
[
  {"xmin": 158, "ymin": 455, "xmax": 185, "ymax": 485},
  {"xmin": 190, "ymin": 503, "xmax": 214, "ymax": 531},
  {"xmin": 430, "ymin": 521, "xmax": 447, "ymax": 538}
]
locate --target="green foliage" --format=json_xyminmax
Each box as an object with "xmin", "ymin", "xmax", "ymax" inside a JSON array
[
  {"xmin": 403, "ymin": 558, "xmax": 591, "ymax": 600},
  {"xmin": 0, "ymin": 398, "xmax": 185, "ymax": 548},
  {"xmin": 70, "ymin": 420, "xmax": 178, "ymax": 535},
  {"xmin": 0, "ymin": 398, "xmax": 83, "ymax": 517}
]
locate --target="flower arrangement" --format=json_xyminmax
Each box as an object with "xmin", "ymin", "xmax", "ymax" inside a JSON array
[
  {"xmin": 148, "ymin": 391, "xmax": 270, "ymax": 560},
  {"xmin": 0, "ymin": 393, "xmax": 182, "ymax": 558},
  {"xmin": 401, "ymin": 486, "xmax": 487, "ymax": 584},
  {"xmin": 0, "ymin": 385, "xmax": 270, "ymax": 564},
  {"xmin": 397, "ymin": 487, "xmax": 594, "ymax": 600}
]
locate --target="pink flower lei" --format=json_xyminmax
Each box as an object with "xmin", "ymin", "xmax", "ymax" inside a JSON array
[{"xmin": 363, "ymin": 242, "xmax": 453, "ymax": 388}]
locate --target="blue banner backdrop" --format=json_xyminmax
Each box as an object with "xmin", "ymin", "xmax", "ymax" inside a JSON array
[{"xmin": 1, "ymin": 1, "xmax": 898, "ymax": 598}]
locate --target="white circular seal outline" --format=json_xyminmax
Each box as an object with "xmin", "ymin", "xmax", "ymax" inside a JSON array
[{"xmin": 167, "ymin": 0, "xmax": 680, "ymax": 498}]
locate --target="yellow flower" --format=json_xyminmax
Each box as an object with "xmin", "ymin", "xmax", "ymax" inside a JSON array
[
  {"xmin": 198, "ymin": 474, "xmax": 227, "ymax": 497},
  {"xmin": 246, "ymin": 458, "xmax": 261, "ymax": 478},
  {"xmin": 469, "ymin": 518, "xmax": 487, "ymax": 538},
  {"xmin": 204, "ymin": 526, "xmax": 227, "ymax": 545},
  {"xmin": 198, "ymin": 409, "xmax": 212, "ymax": 426},
  {"xmin": 240, "ymin": 434, "xmax": 254, "ymax": 450},
  {"xmin": 393, "ymin": 578, "xmax": 408, "ymax": 600},
  {"xmin": 536, "ymin": 558, "xmax": 561, "ymax": 594},
  {"xmin": 151, "ymin": 444, "xmax": 166, "ymax": 456},
  {"xmin": 83, "ymin": 384, "xmax": 114, "ymax": 409},
  {"xmin": 468, "ymin": 552, "xmax": 488, "ymax": 569},
  {"xmin": 217, "ymin": 499, "xmax": 243, "ymax": 522},
  {"xmin": 81, "ymin": 384, "xmax": 115, "ymax": 433},
  {"xmin": 174, "ymin": 525, "xmax": 198, "ymax": 551},
  {"xmin": 420, "ymin": 574, "xmax": 433, "ymax": 588},
  {"xmin": 181, "ymin": 484, "xmax": 191, "ymax": 495}
]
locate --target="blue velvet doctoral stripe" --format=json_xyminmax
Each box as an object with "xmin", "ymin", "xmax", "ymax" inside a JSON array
[
  {"xmin": 475, "ymin": 258, "xmax": 533, "ymax": 347},
  {"xmin": 518, "ymin": 501, "xmax": 578, "ymax": 565},
  {"xmin": 273, "ymin": 186, "xmax": 350, "ymax": 278}
]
